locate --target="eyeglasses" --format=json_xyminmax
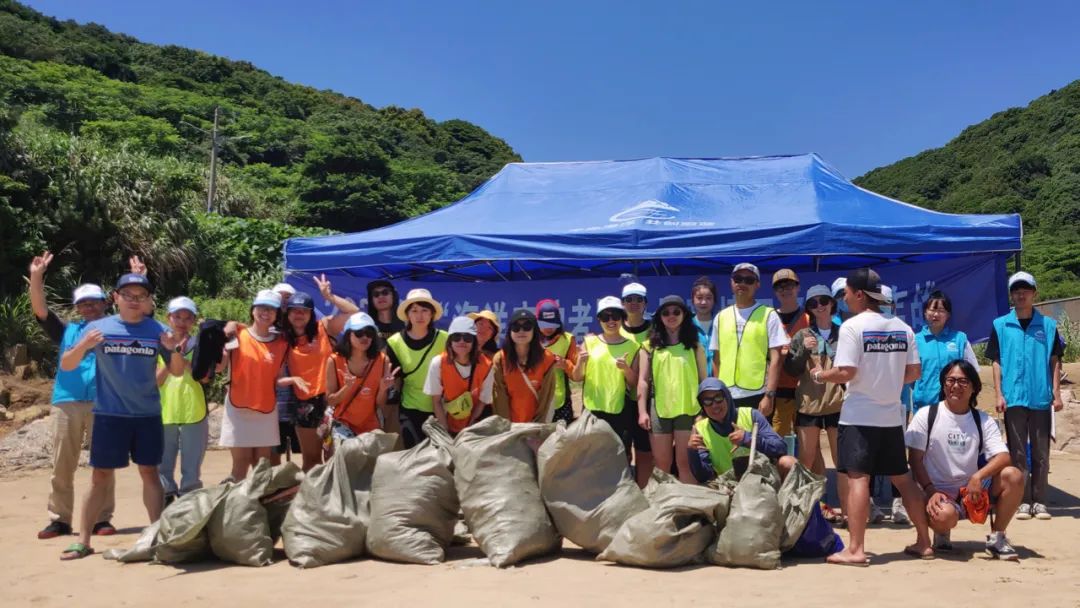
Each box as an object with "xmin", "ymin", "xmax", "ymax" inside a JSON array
[
  {"xmin": 598, "ymin": 311, "xmax": 624, "ymax": 323},
  {"xmin": 450, "ymin": 333, "xmax": 476, "ymax": 343},
  {"xmin": 699, "ymin": 396, "xmax": 726, "ymax": 406},
  {"xmin": 372, "ymin": 288, "xmax": 392, "ymax": 298},
  {"xmin": 510, "ymin": 322, "xmax": 534, "ymax": 333},
  {"xmin": 660, "ymin": 307, "xmax": 683, "ymax": 318},
  {"xmin": 944, "ymin": 377, "xmax": 972, "ymax": 388},
  {"xmin": 806, "ymin": 297, "xmax": 831, "ymax": 309},
  {"xmin": 622, "ymin": 295, "xmax": 645, "ymax": 304},
  {"xmin": 732, "ymin": 276, "xmax": 757, "ymax": 286},
  {"xmin": 117, "ymin": 291, "xmax": 149, "ymax": 303}
]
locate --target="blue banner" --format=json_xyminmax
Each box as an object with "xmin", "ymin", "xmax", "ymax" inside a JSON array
[{"xmin": 286, "ymin": 254, "xmax": 1009, "ymax": 343}]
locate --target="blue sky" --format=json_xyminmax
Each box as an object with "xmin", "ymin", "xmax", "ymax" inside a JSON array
[{"xmin": 23, "ymin": 0, "xmax": 1080, "ymax": 178}]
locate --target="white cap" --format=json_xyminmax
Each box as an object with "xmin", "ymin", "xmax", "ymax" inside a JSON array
[
  {"xmin": 253, "ymin": 289, "xmax": 282, "ymax": 308},
  {"xmin": 167, "ymin": 296, "xmax": 198, "ymax": 315},
  {"xmin": 597, "ymin": 296, "xmax": 624, "ymax": 314},
  {"xmin": 448, "ymin": 316, "xmax": 477, "ymax": 335},
  {"xmin": 830, "ymin": 277, "xmax": 847, "ymax": 298},
  {"xmin": 805, "ymin": 284, "xmax": 832, "ymax": 301},
  {"xmin": 1008, "ymin": 271, "xmax": 1037, "ymax": 290},
  {"xmin": 880, "ymin": 285, "xmax": 894, "ymax": 304},
  {"xmin": 732, "ymin": 263, "xmax": 760, "ymax": 279},
  {"xmin": 621, "ymin": 282, "xmax": 647, "ymax": 299},
  {"xmin": 343, "ymin": 312, "xmax": 376, "ymax": 333},
  {"xmin": 272, "ymin": 282, "xmax": 296, "ymax": 296},
  {"xmin": 72, "ymin": 283, "xmax": 106, "ymax": 304}
]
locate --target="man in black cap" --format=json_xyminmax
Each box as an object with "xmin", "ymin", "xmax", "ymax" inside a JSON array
[{"xmin": 812, "ymin": 268, "xmax": 932, "ymax": 566}]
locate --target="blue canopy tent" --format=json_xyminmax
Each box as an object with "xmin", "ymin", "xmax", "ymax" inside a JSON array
[{"xmin": 283, "ymin": 154, "xmax": 1022, "ymax": 340}]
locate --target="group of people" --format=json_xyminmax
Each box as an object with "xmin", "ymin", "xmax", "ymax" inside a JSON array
[{"xmin": 27, "ymin": 251, "xmax": 1065, "ymax": 565}]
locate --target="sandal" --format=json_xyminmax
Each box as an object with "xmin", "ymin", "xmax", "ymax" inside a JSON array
[
  {"xmin": 60, "ymin": 542, "xmax": 95, "ymax": 561},
  {"xmin": 92, "ymin": 521, "xmax": 116, "ymax": 536}
]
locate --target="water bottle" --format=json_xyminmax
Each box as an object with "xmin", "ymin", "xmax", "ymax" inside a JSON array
[{"xmin": 784, "ymin": 433, "xmax": 797, "ymax": 457}]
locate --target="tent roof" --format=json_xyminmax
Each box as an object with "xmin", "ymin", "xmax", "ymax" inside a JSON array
[{"xmin": 284, "ymin": 154, "xmax": 1022, "ymax": 281}]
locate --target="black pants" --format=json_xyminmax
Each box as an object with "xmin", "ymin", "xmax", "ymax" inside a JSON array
[
  {"xmin": 1005, "ymin": 406, "xmax": 1052, "ymax": 504},
  {"xmin": 399, "ymin": 407, "xmax": 431, "ymax": 449}
]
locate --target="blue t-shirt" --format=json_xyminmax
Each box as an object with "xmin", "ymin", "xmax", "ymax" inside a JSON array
[{"xmin": 86, "ymin": 315, "xmax": 170, "ymax": 417}]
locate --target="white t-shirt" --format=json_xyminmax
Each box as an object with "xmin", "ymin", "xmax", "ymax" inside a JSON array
[
  {"xmin": 423, "ymin": 354, "xmax": 494, "ymax": 403},
  {"xmin": 833, "ymin": 311, "xmax": 919, "ymax": 427},
  {"xmin": 904, "ymin": 403, "xmax": 1008, "ymax": 496},
  {"xmin": 709, "ymin": 304, "xmax": 790, "ymax": 399}
]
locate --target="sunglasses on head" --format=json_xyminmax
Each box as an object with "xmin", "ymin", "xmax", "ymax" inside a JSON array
[
  {"xmin": 806, "ymin": 297, "xmax": 831, "ymax": 309},
  {"xmin": 598, "ymin": 311, "xmax": 624, "ymax": 323},
  {"xmin": 660, "ymin": 307, "xmax": 683, "ymax": 318},
  {"xmin": 450, "ymin": 333, "xmax": 476, "ymax": 343},
  {"xmin": 510, "ymin": 322, "xmax": 534, "ymax": 333},
  {"xmin": 372, "ymin": 288, "xmax": 392, "ymax": 297},
  {"xmin": 732, "ymin": 275, "xmax": 757, "ymax": 285},
  {"xmin": 622, "ymin": 295, "xmax": 645, "ymax": 304}
]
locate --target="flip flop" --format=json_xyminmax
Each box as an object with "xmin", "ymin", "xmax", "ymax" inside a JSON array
[
  {"xmin": 826, "ymin": 555, "xmax": 870, "ymax": 567},
  {"xmin": 904, "ymin": 546, "xmax": 935, "ymax": 560},
  {"xmin": 60, "ymin": 542, "xmax": 94, "ymax": 561},
  {"xmin": 92, "ymin": 521, "xmax": 116, "ymax": 536}
]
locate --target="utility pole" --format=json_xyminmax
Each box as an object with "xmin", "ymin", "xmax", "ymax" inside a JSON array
[{"xmin": 207, "ymin": 106, "xmax": 219, "ymax": 213}]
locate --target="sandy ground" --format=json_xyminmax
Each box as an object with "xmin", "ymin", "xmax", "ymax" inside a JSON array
[{"xmin": 1, "ymin": 449, "xmax": 1079, "ymax": 608}]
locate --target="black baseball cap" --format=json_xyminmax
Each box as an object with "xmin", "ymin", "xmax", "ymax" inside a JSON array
[
  {"xmin": 287, "ymin": 292, "xmax": 315, "ymax": 310},
  {"xmin": 115, "ymin": 273, "xmax": 153, "ymax": 293},
  {"xmin": 846, "ymin": 268, "xmax": 888, "ymax": 302},
  {"xmin": 657, "ymin": 294, "xmax": 690, "ymax": 312},
  {"xmin": 509, "ymin": 309, "xmax": 537, "ymax": 326}
]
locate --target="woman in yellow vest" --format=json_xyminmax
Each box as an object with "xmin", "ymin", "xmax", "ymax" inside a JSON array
[
  {"xmin": 492, "ymin": 309, "xmax": 559, "ymax": 423},
  {"xmin": 688, "ymin": 378, "xmax": 796, "ymax": 482},
  {"xmin": 637, "ymin": 295, "xmax": 706, "ymax": 484},
  {"xmin": 572, "ymin": 296, "xmax": 648, "ymax": 487},
  {"xmin": 386, "ymin": 289, "xmax": 449, "ymax": 448},
  {"xmin": 220, "ymin": 290, "xmax": 289, "ymax": 481},
  {"xmin": 536, "ymin": 299, "xmax": 578, "ymax": 423},
  {"xmin": 157, "ymin": 297, "xmax": 207, "ymax": 505},
  {"xmin": 423, "ymin": 316, "xmax": 493, "ymax": 434}
]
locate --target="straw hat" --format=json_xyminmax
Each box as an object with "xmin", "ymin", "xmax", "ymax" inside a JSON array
[
  {"xmin": 396, "ymin": 288, "xmax": 443, "ymax": 322},
  {"xmin": 467, "ymin": 309, "xmax": 502, "ymax": 333}
]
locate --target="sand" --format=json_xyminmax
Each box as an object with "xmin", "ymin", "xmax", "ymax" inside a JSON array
[{"xmin": 2, "ymin": 449, "xmax": 1079, "ymax": 608}]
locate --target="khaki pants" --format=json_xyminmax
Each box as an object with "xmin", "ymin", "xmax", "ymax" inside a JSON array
[
  {"xmin": 48, "ymin": 402, "xmax": 115, "ymax": 524},
  {"xmin": 770, "ymin": 396, "xmax": 797, "ymax": 437}
]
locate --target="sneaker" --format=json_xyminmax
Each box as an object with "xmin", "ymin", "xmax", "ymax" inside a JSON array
[
  {"xmin": 869, "ymin": 500, "xmax": 886, "ymax": 524},
  {"xmin": 933, "ymin": 531, "xmax": 954, "ymax": 553},
  {"xmin": 891, "ymin": 497, "xmax": 911, "ymax": 525},
  {"xmin": 37, "ymin": 520, "xmax": 72, "ymax": 540},
  {"xmin": 985, "ymin": 531, "xmax": 1020, "ymax": 561},
  {"xmin": 1032, "ymin": 503, "xmax": 1051, "ymax": 520},
  {"xmin": 1016, "ymin": 503, "xmax": 1033, "ymax": 520}
]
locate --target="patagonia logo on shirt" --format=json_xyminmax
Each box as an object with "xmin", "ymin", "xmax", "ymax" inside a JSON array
[
  {"xmin": 102, "ymin": 338, "xmax": 158, "ymax": 357},
  {"xmin": 862, "ymin": 331, "xmax": 909, "ymax": 353}
]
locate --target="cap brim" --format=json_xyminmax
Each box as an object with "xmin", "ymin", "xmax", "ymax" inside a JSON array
[
  {"xmin": 865, "ymin": 290, "xmax": 889, "ymax": 302},
  {"xmin": 537, "ymin": 321, "xmax": 560, "ymax": 330},
  {"xmin": 73, "ymin": 296, "xmax": 106, "ymax": 305},
  {"xmin": 1009, "ymin": 281, "xmax": 1036, "ymax": 290}
]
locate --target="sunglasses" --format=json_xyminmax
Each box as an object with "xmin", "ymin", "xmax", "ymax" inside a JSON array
[
  {"xmin": 351, "ymin": 328, "xmax": 377, "ymax": 340},
  {"xmin": 660, "ymin": 307, "xmax": 683, "ymax": 318},
  {"xmin": 598, "ymin": 311, "xmax": 624, "ymax": 323},
  {"xmin": 731, "ymin": 275, "xmax": 757, "ymax": 286},
  {"xmin": 806, "ymin": 297, "xmax": 831, "ymax": 309},
  {"xmin": 372, "ymin": 288, "xmax": 392, "ymax": 297},
  {"xmin": 699, "ymin": 396, "xmax": 726, "ymax": 407},
  {"xmin": 510, "ymin": 322, "xmax": 534, "ymax": 333},
  {"xmin": 450, "ymin": 333, "xmax": 476, "ymax": 343},
  {"xmin": 622, "ymin": 295, "xmax": 645, "ymax": 304},
  {"xmin": 774, "ymin": 281, "xmax": 799, "ymax": 291}
]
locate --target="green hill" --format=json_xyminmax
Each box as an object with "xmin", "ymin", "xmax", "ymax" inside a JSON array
[
  {"xmin": 856, "ymin": 84, "xmax": 1080, "ymax": 300},
  {"xmin": 0, "ymin": 0, "xmax": 520, "ymax": 301}
]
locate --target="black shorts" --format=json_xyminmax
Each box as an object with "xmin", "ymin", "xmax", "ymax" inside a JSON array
[
  {"xmin": 593, "ymin": 400, "xmax": 651, "ymax": 454},
  {"xmin": 289, "ymin": 395, "xmax": 327, "ymax": 429},
  {"xmin": 275, "ymin": 421, "xmax": 300, "ymax": 455},
  {"xmin": 796, "ymin": 412, "xmax": 841, "ymax": 429},
  {"xmin": 731, "ymin": 394, "xmax": 762, "ymax": 409},
  {"xmin": 836, "ymin": 424, "xmax": 908, "ymax": 476}
]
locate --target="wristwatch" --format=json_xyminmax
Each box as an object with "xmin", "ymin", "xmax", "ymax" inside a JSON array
[
  {"xmin": 765, "ymin": 390, "xmax": 776, "ymax": 399},
  {"xmin": 174, "ymin": 343, "xmax": 184, "ymax": 354}
]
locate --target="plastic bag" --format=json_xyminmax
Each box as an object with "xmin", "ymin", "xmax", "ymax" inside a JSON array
[
  {"xmin": 207, "ymin": 459, "xmax": 302, "ymax": 567},
  {"xmin": 778, "ymin": 461, "xmax": 827, "ymax": 551},
  {"xmin": 281, "ymin": 431, "xmax": 398, "ymax": 568},
  {"xmin": 367, "ymin": 419, "xmax": 459, "ymax": 564},
  {"xmin": 784, "ymin": 504, "xmax": 844, "ymax": 558},
  {"xmin": 707, "ymin": 453, "xmax": 783, "ymax": 570},
  {"xmin": 537, "ymin": 412, "xmax": 649, "ymax": 553},
  {"xmin": 453, "ymin": 416, "xmax": 559, "ymax": 568}
]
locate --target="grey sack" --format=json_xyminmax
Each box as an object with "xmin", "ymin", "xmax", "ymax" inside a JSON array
[{"xmin": 707, "ymin": 453, "xmax": 783, "ymax": 570}]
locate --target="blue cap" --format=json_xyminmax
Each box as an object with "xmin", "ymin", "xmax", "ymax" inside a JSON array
[
  {"xmin": 287, "ymin": 292, "xmax": 315, "ymax": 310},
  {"xmin": 343, "ymin": 312, "xmax": 376, "ymax": 333},
  {"xmin": 115, "ymin": 273, "xmax": 153, "ymax": 293},
  {"xmin": 697, "ymin": 377, "xmax": 726, "ymax": 396}
]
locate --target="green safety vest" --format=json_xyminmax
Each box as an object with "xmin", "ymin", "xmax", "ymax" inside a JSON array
[
  {"xmin": 544, "ymin": 332, "xmax": 574, "ymax": 410},
  {"xmin": 651, "ymin": 343, "xmax": 701, "ymax": 419},
  {"xmin": 582, "ymin": 335, "xmax": 639, "ymax": 415},
  {"xmin": 387, "ymin": 330, "xmax": 448, "ymax": 413},
  {"xmin": 696, "ymin": 408, "xmax": 754, "ymax": 476},
  {"xmin": 715, "ymin": 305, "xmax": 771, "ymax": 391},
  {"xmin": 159, "ymin": 350, "xmax": 207, "ymax": 425}
]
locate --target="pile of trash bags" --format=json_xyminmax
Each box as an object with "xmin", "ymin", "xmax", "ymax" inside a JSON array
[{"xmin": 108, "ymin": 412, "xmax": 840, "ymax": 571}]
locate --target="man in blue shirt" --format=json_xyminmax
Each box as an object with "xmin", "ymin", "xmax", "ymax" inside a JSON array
[{"xmin": 58, "ymin": 273, "xmax": 185, "ymax": 560}]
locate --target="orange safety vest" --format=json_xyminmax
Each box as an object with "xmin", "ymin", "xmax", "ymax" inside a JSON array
[
  {"xmin": 288, "ymin": 323, "xmax": 333, "ymax": 400},
  {"xmin": 503, "ymin": 350, "xmax": 557, "ymax": 423},
  {"xmin": 229, "ymin": 328, "xmax": 288, "ymax": 414},
  {"xmin": 440, "ymin": 354, "xmax": 493, "ymax": 434},
  {"xmin": 330, "ymin": 352, "xmax": 384, "ymax": 435},
  {"xmin": 778, "ymin": 311, "xmax": 810, "ymax": 390}
]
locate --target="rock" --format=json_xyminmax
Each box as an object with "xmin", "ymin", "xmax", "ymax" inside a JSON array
[
  {"xmin": 0, "ymin": 385, "xmax": 10, "ymax": 408},
  {"xmin": 206, "ymin": 403, "xmax": 223, "ymax": 448},
  {"xmin": 4, "ymin": 344, "xmax": 29, "ymax": 369},
  {"xmin": 13, "ymin": 362, "xmax": 37, "ymax": 380}
]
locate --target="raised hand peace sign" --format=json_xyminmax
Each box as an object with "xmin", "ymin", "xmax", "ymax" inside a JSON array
[
  {"xmin": 29, "ymin": 251, "xmax": 54, "ymax": 277},
  {"xmin": 381, "ymin": 366, "xmax": 400, "ymax": 390}
]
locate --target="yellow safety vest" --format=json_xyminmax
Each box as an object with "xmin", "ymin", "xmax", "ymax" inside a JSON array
[
  {"xmin": 715, "ymin": 305, "xmax": 771, "ymax": 391},
  {"xmin": 544, "ymin": 332, "xmax": 574, "ymax": 410},
  {"xmin": 651, "ymin": 343, "xmax": 701, "ymax": 419},
  {"xmin": 696, "ymin": 408, "xmax": 754, "ymax": 476},
  {"xmin": 582, "ymin": 335, "xmax": 639, "ymax": 415},
  {"xmin": 387, "ymin": 330, "xmax": 448, "ymax": 413},
  {"xmin": 159, "ymin": 350, "xmax": 207, "ymax": 425}
]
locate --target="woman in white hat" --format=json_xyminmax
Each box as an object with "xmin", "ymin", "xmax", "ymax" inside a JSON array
[
  {"xmin": 572, "ymin": 296, "xmax": 647, "ymax": 487},
  {"xmin": 324, "ymin": 312, "xmax": 394, "ymax": 446},
  {"xmin": 423, "ymin": 316, "xmax": 494, "ymax": 434},
  {"xmin": 386, "ymin": 288, "xmax": 448, "ymax": 447},
  {"xmin": 157, "ymin": 296, "xmax": 208, "ymax": 504},
  {"xmin": 219, "ymin": 290, "xmax": 289, "ymax": 481}
]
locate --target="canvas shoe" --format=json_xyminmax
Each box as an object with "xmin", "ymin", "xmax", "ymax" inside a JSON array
[
  {"xmin": 933, "ymin": 531, "xmax": 954, "ymax": 553},
  {"xmin": 1032, "ymin": 503, "xmax": 1051, "ymax": 520},
  {"xmin": 1016, "ymin": 503, "xmax": 1032, "ymax": 520},
  {"xmin": 986, "ymin": 531, "xmax": 1020, "ymax": 561},
  {"xmin": 869, "ymin": 499, "xmax": 886, "ymax": 524},
  {"xmin": 891, "ymin": 497, "xmax": 911, "ymax": 525}
]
